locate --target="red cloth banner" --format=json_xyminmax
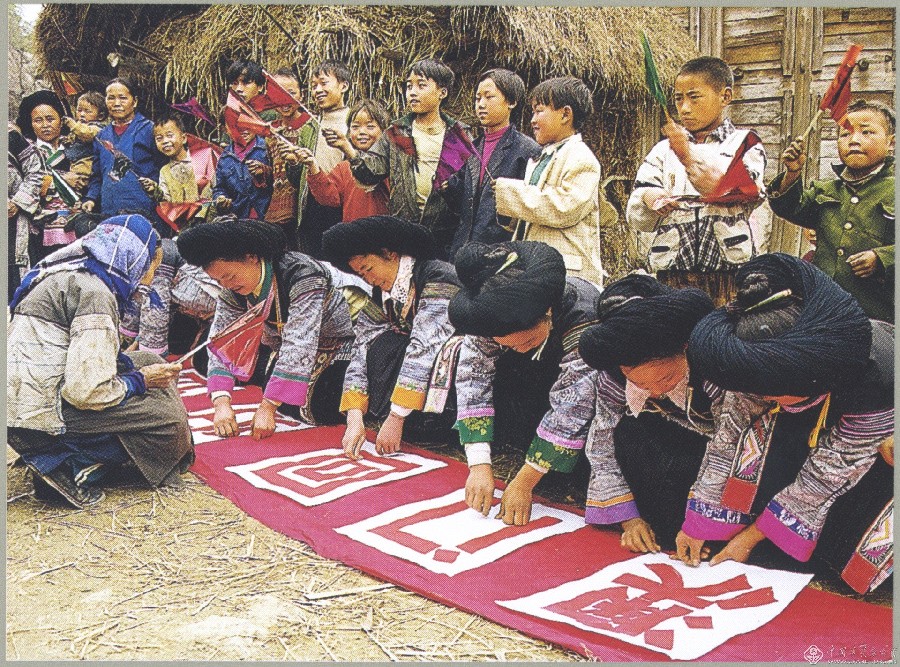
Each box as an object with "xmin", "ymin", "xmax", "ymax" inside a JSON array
[{"xmin": 183, "ymin": 374, "xmax": 892, "ymax": 661}]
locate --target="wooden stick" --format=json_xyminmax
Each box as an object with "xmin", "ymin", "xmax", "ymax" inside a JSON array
[
  {"xmin": 174, "ymin": 338, "xmax": 211, "ymax": 365},
  {"xmin": 305, "ymin": 582, "xmax": 394, "ymax": 600},
  {"xmin": 800, "ymin": 109, "xmax": 824, "ymax": 143}
]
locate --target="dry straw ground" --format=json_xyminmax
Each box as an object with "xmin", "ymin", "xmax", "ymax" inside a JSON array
[{"xmin": 6, "ymin": 433, "xmax": 890, "ymax": 661}]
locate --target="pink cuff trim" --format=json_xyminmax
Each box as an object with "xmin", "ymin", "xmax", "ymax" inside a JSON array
[
  {"xmin": 139, "ymin": 343, "xmax": 169, "ymax": 356},
  {"xmin": 207, "ymin": 374, "xmax": 235, "ymax": 394},
  {"xmin": 536, "ymin": 424, "xmax": 585, "ymax": 449},
  {"xmin": 682, "ymin": 509, "xmax": 745, "ymax": 541},
  {"xmin": 757, "ymin": 507, "xmax": 817, "ymax": 562},
  {"xmin": 264, "ymin": 377, "xmax": 309, "ymax": 407},
  {"xmin": 585, "ymin": 502, "xmax": 640, "ymax": 525},
  {"xmin": 457, "ymin": 407, "xmax": 495, "ymax": 420}
]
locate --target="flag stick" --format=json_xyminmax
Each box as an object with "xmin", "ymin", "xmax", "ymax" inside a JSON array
[
  {"xmin": 175, "ymin": 338, "xmax": 211, "ymax": 365},
  {"xmin": 800, "ymin": 109, "xmax": 824, "ymax": 143}
]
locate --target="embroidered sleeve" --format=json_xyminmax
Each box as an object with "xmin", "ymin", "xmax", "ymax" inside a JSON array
[
  {"xmin": 10, "ymin": 142, "xmax": 45, "ymax": 214},
  {"xmin": 584, "ymin": 372, "xmax": 640, "ymax": 524},
  {"xmin": 682, "ymin": 391, "xmax": 770, "ymax": 541},
  {"xmin": 391, "ymin": 281, "xmax": 459, "ymax": 411},
  {"xmin": 525, "ymin": 351, "xmax": 597, "ymax": 474},
  {"xmin": 454, "ymin": 335, "xmax": 502, "ymax": 447},
  {"xmin": 758, "ymin": 408, "xmax": 893, "ymax": 562},
  {"xmin": 205, "ymin": 292, "xmax": 246, "ymax": 396},
  {"xmin": 264, "ymin": 274, "xmax": 329, "ymax": 407},
  {"xmin": 339, "ymin": 296, "xmax": 389, "ymax": 413}
]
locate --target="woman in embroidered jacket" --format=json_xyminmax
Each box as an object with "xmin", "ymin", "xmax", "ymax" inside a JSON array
[
  {"xmin": 7, "ymin": 214, "xmax": 192, "ymax": 509},
  {"xmin": 177, "ymin": 219, "xmax": 356, "ymax": 438},
  {"xmin": 322, "ymin": 215, "xmax": 461, "ymax": 458},
  {"xmin": 679, "ymin": 253, "xmax": 893, "ymax": 594},
  {"xmin": 448, "ymin": 241, "xmax": 600, "ymax": 526}
]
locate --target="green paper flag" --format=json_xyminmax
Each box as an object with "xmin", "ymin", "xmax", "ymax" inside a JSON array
[{"xmin": 640, "ymin": 31, "xmax": 668, "ymax": 110}]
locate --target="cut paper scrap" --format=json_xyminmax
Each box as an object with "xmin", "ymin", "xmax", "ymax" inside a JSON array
[
  {"xmin": 497, "ymin": 552, "xmax": 813, "ymax": 661},
  {"xmin": 226, "ymin": 443, "xmax": 446, "ymax": 507},
  {"xmin": 336, "ymin": 488, "xmax": 584, "ymax": 576}
]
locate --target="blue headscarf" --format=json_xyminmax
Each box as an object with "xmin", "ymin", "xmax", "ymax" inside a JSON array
[{"xmin": 11, "ymin": 214, "xmax": 162, "ymax": 315}]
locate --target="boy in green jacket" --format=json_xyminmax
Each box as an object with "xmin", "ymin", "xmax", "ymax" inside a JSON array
[{"xmin": 768, "ymin": 100, "xmax": 894, "ymax": 322}]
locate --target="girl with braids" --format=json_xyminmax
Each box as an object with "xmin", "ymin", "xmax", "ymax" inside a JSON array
[
  {"xmin": 577, "ymin": 274, "xmax": 734, "ymax": 553},
  {"xmin": 676, "ymin": 253, "xmax": 893, "ymax": 594},
  {"xmin": 177, "ymin": 219, "xmax": 357, "ymax": 438},
  {"xmin": 448, "ymin": 240, "xmax": 600, "ymax": 526}
]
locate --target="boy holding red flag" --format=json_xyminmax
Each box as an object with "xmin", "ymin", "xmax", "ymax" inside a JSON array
[
  {"xmin": 768, "ymin": 100, "xmax": 895, "ymax": 322},
  {"xmin": 627, "ymin": 56, "xmax": 767, "ymax": 305}
]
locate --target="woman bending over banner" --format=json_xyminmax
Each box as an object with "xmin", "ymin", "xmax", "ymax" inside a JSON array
[
  {"xmin": 322, "ymin": 215, "xmax": 462, "ymax": 458},
  {"xmin": 448, "ymin": 241, "xmax": 601, "ymax": 526},
  {"xmin": 678, "ymin": 253, "xmax": 893, "ymax": 594},
  {"xmin": 177, "ymin": 218, "xmax": 357, "ymax": 437},
  {"xmin": 7, "ymin": 214, "xmax": 192, "ymax": 509},
  {"xmin": 576, "ymin": 274, "xmax": 754, "ymax": 552}
]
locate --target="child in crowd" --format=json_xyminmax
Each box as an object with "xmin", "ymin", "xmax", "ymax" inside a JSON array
[
  {"xmin": 297, "ymin": 59, "xmax": 353, "ymax": 257},
  {"xmin": 345, "ymin": 58, "xmax": 470, "ymax": 258},
  {"xmin": 301, "ymin": 99, "xmax": 390, "ymax": 222},
  {"xmin": 63, "ymin": 90, "xmax": 108, "ymax": 146},
  {"xmin": 213, "ymin": 124, "xmax": 272, "ymax": 220},
  {"xmin": 442, "ymin": 68, "xmax": 541, "ymax": 259},
  {"xmin": 768, "ymin": 100, "xmax": 894, "ymax": 322},
  {"xmin": 225, "ymin": 59, "xmax": 266, "ymax": 105},
  {"xmin": 264, "ymin": 67, "xmax": 315, "ymax": 249},
  {"xmin": 139, "ymin": 114, "xmax": 216, "ymax": 226},
  {"xmin": 494, "ymin": 77, "xmax": 608, "ymax": 285},
  {"xmin": 626, "ymin": 57, "xmax": 767, "ymax": 304}
]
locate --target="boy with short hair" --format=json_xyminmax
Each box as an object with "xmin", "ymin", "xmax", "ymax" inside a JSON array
[
  {"xmin": 139, "ymin": 114, "xmax": 216, "ymax": 225},
  {"xmin": 344, "ymin": 58, "xmax": 470, "ymax": 258},
  {"xmin": 264, "ymin": 67, "xmax": 315, "ymax": 248},
  {"xmin": 626, "ymin": 57, "xmax": 767, "ymax": 303},
  {"xmin": 768, "ymin": 99, "xmax": 895, "ymax": 322},
  {"xmin": 297, "ymin": 59, "xmax": 352, "ymax": 257},
  {"xmin": 493, "ymin": 76, "xmax": 610, "ymax": 285},
  {"xmin": 225, "ymin": 59, "xmax": 266, "ymax": 105},
  {"xmin": 213, "ymin": 124, "xmax": 272, "ymax": 220}
]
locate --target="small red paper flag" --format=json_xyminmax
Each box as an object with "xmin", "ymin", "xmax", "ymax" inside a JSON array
[
  {"xmin": 170, "ymin": 97, "xmax": 216, "ymax": 127},
  {"xmin": 223, "ymin": 91, "xmax": 272, "ymax": 142},
  {"xmin": 249, "ymin": 71, "xmax": 314, "ymax": 128},
  {"xmin": 700, "ymin": 132, "xmax": 763, "ymax": 205},
  {"xmin": 820, "ymin": 44, "xmax": 863, "ymax": 128},
  {"xmin": 207, "ymin": 292, "xmax": 273, "ymax": 381},
  {"xmin": 156, "ymin": 202, "xmax": 204, "ymax": 232}
]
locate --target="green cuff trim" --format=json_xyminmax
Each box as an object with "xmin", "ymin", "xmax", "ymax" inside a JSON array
[
  {"xmin": 454, "ymin": 416, "xmax": 495, "ymax": 445},
  {"xmin": 526, "ymin": 436, "xmax": 580, "ymax": 473}
]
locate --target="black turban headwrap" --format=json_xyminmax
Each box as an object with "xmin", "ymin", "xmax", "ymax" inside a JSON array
[
  {"xmin": 321, "ymin": 215, "xmax": 435, "ymax": 273},
  {"xmin": 688, "ymin": 253, "xmax": 872, "ymax": 396},
  {"xmin": 176, "ymin": 219, "xmax": 286, "ymax": 266},
  {"xmin": 579, "ymin": 274, "xmax": 714, "ymax": 370},
  {"xmin": 16, "ymin": 90, "xmax": 69, "ymax": 142},
  {"xmin": 448, "ymin": 241, "xmax": 567, "ymax": 337}
]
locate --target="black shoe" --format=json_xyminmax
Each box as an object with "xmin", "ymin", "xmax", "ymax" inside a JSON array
[{"xmin": 28, "ymin": 465, "xmax": 104, "ymax": 509}]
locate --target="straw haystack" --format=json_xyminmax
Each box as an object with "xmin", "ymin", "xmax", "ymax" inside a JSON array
[{"xmin": 34, "ymin": 4, "xmax": 698, "ymax": 276}]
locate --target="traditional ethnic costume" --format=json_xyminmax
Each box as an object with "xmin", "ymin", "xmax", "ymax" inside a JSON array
[
  {"xmin": 322, "ymin": 216, "xmax": 461, "ymax": 427},
  {"xmin": 687, "ymin": 253, "xmax": 893, "ymax": 593},
  {"xmin": 577, "ymin": 274, "xmax": 723, "ymax": 548},
  {"xmin": 449, "ymin": 241, "xmax": 600, "ymax": 476},
  {"xmin": 7, "ymin": 214, "xmax": 194, "ymax": 508},
  {"xmin": 8, "ymin": 122, "xmax": 45, "ymax": 297}
]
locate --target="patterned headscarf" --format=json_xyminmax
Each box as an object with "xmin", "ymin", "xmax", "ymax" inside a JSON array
[{"xmin": 11, "ymin": 214, "xmax": 161, "ymax": 315}]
